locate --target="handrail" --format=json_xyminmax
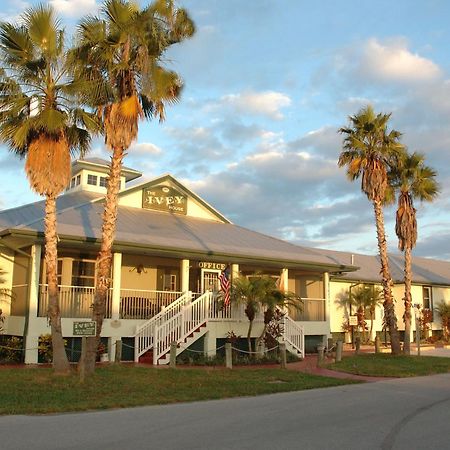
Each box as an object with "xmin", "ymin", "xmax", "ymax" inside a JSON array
[
  {"xmin": 153, "ymin": 291, "xmax": 212, "ymax": 365},
  {"xmin": 134, "ymin": 291, "xmax": 192, "ymax": 361},
  {"xmin": 283, "ymin": 314, "xmax": 304, "ymax": 358}
]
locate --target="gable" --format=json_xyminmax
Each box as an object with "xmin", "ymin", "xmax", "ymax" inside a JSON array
[{"xmin": 118, "ymin": 175, "xmax": 230, "ymax": 223}]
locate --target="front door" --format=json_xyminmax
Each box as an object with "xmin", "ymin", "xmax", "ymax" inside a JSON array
[{"xmin": 201, "ymin": 269, "xmax": 221, "ymax": 293}]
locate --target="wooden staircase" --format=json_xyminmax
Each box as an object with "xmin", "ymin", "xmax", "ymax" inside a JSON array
[{"xmin": 135, "ymin": 291, "xmax": 305, "ymax": 365}]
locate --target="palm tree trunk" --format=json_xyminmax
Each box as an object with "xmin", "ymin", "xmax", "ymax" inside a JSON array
[
  {"xmin": 403, "ymin": 245, "xmax": 412, "ymax": 355},
  {"xmin": 247, "ymin": 319, "xmax": 254, "ymax": 355},
  {"xmin": 45, "ymin": 195, "xmax": 70, "ymax": 375},
  {"xmin": 373, "ymin": 200, "xmax": 401, "ymax": 355},
  {"xmin": 79, "ymin": 145, "xmax": 125, "ymax": 375}
]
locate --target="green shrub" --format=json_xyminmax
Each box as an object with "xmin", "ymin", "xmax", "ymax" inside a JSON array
[{"xmin": 0, "ymin": 336, "xmax": 24, "ymax": 363}]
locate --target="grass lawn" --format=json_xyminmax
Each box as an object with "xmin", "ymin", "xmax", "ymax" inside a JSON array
[
  {"xmin": 0, "ymin": 365, "xmax": 359, "ymax": 415},
  {"xmin": 329, "ymin": 354, "xmax": 450, "ymax": 377}
]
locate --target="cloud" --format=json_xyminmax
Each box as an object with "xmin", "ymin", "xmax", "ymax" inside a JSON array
[
  {"xmin": 49, "ymin": 0, "xmax": 100, "ymax": 18},
  {"xmin": 360, "ymin": 38, "xmax": 441, "ymax": 83},
  {"xmin": 128, "ymin": 142, "xmax": 162, "ymax": 155},
  {"xmin": 220, "ymin": 91, "xmax": 291, "ymax": 120},
  {"xmin": 0, "ymin": 1, "xmax": 30, "ymax": 22}
]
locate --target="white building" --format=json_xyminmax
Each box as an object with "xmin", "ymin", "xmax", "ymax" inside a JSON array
[{"xmin": 0, "ymin": 158, "xmax": 448, "ymax": 363}]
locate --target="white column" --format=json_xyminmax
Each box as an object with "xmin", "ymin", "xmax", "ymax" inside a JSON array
[
  {"xmin": 109, "ymin": 253, "xmax": 123, "ymax": 362},
  {"xmin": 111, "ymin": 252, "xmax": 122, "ymax": 320},
  {"xmin": 231, "ymin": 263, "xmax": 239, "ymax": 282},
  {"xmin": 281, "ymin": 268, "xmax": 288, "ymax": 292},
  {"xmin": 180, "ymin": 259, "xmax": 190, "ymax": 292},
  {"xmin": 25, "ymin": 244, "xmax": 42, "ymax": 364},
  {"xmin": 323, "ymin": 271, "xmax": 331, "ymax": 340}
]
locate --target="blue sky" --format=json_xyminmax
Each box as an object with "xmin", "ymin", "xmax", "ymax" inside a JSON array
[{"xmin": 1, "ymin": 0, "xmax": 450, "ymax": 260}]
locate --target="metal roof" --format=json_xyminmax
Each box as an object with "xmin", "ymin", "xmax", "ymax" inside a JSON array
[
  {"xmin": 319, "ymin": 248, "xmax": 450, "ymax": 286},
  {"xmin": 0, "ymin": 185, "xmax": 448, "ymax": 282},
  {"xmin": 0, "ymin": 191, "xmax": 100, "ymax": 230},
  {"xmin": 10, "ymin": 200, "xmax": 350, "ymax": 270}
]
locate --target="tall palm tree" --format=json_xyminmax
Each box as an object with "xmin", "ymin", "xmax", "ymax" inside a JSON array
[
  {"xmin": 391, "ymin": 152, "xmax": 439, "ymax": 355},
  {"xmin": 70, "ymin": 0, "xmax": 195, "ymax": 373},
  {"xmin": 338, "ymin": 105, "xmax": 404, "ymax": 355},
  {"xmin": 0, "ymin": 5, "xmax": 99, "ymax": 374}
]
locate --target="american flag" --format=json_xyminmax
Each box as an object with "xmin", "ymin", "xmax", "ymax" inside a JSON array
[{"xmin": 218, "ymin": 265, "xmax": 231, "ymax": 307}]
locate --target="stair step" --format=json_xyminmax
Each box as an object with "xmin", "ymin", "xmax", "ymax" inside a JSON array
[{"xmin": 139, "ymin": 350, "xmax": 154, "ymax": 364}]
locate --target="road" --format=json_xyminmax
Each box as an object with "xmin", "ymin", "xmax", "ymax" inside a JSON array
[{"xmin": 1, "ymin": 373, "xmax": 449, "ymax": 450}]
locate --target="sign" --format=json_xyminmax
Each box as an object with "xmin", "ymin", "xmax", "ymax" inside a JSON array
[
  {"xmin": 349, "ymin": 316, "xmax": 358, "ymax": 326},
  {"xmin": 73, "ymin": 321, "xmax": 96, "ymax": 336},
  {"xmin": 142, "ymin": 185, "xmax": 187, "ymax": 215},
  {"xmin": 198, "ymin": 262, "xmax": 226, "ymax": 271}
]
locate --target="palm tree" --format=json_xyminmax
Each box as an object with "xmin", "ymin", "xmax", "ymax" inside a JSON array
[
  {"xmin": 70, "ymin": 0, "xmax": 195, "ymax": 373},
  {"xmin": 336, "ymin": 284, "xmax": 381, "ymax": 343},
  {"xmin": 391, "ymin": 152, "xmax": 439, "ymax": 354},
  {"xmin": 0, "ymin": 5, "xmax": 99, "ymax": 374},
  {"xmin": 364, "ymin": 285, "xmax": 383, "ymax": 342},
  {"xmin": 230, "ymin": 275, "xmax": 283, "ymax": 354},
  {"xmin": 256, "ymin": 280, "xmax": 301, "ymax": 352},
  {"xmin": 338, "ymin": 105, "xmax": 404, "ymax": 355},
  {"xmin": 435, "ymin": 301, "xmax": 450, "ymax": 341}
]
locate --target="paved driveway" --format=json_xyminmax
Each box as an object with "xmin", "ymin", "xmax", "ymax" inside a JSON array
[
  {"xmin": 412, "ymin": 347, "xmax": 450, "ymax": 357},
  {"xmin": 1, "ymin": 373, "xmax": 449, "ymax": 450}
]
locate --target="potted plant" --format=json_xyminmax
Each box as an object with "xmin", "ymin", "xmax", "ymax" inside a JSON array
[{"xmin": 97, "ymin": 342, "xmax": 109, "ymax": 363}]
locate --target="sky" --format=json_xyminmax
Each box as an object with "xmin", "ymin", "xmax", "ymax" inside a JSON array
[{"xmin": 1, "ymin": 0, "xmax": 450, "ymax": 261}]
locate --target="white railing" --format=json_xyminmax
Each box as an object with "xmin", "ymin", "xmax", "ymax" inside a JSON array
[
  {"xmin": 208, "ymin": 296, "xmax": 265, "ymax": 322},
  {"xmin": 38, "ymin": 284, "xmax": 112, "ymax": 318},
  {"xmin": 120, "ymin": 289, "xmax": 182, "ymax": 319},
  {"xmin": 134, "ymin": 291, "xmax": 192, "ymax": 361},
  {"xmin": 283, "ymin": 314, "xmax": 304, "ymax": 358},
  {"xmin": 153, "ymin": 291, "xmax": 212, "ymax": 365}
]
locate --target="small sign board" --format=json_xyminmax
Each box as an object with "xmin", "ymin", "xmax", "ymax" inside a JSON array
[
  {"xmin": 349, "ymin": 316, "xmax": 358, "ymax": 326},
  {"xmin": 73, "ymin": 321, "xmax": 96, "ymax": 336},
  {"xmin": 142, "ymin": 185, "xmax": 187, "ymax": 215}
]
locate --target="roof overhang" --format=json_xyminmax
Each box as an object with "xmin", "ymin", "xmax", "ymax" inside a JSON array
[{"xmin": 3, "ymin": 229, "xmax": 358, "ymax": 274}]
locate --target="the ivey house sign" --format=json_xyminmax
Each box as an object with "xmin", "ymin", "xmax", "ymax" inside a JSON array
[{"xmin": 142, "ymin": 185, "xmax": 187, "ymax": 215}]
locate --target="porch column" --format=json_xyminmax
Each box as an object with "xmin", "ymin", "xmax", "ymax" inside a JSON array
[
  {"xmin": 111, "ymin": 252, "xmax": 122, "ymax": 320},
  {"xmin": 280, "ymin": 268, "xmax": 288, "ymax": 292},
  {"xmin": 109, "ymin": 253, "xmax": 122, "ymax": 362},
  {"xmin": 24, "ymin": 244, "xmax": 42, "ymax": 364},
  {"xmin": 231, "ymin": 264, "xmax": 239, "ymax": 282},
  {"xmin": 323, "ymin": 271, "xmax": 331, "ymax": 342},
  {"xmin": 180, "ymin": 259, "xmax": 189, "ymax": 292}
]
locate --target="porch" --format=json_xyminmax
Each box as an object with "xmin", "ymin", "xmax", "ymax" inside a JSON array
[{"xmin": 35, "ymin": 284, "xmax": 327, "ymax": 322}]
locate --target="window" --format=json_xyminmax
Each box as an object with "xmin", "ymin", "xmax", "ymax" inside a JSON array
[
  {"xmin": 87, "ymin": 174, "xmax": 98, "ymax": 186},
  {"xmin": 70, "ymin": 177, "xmax": 76, "ymax": 188},
  {"xmin": 164, "ymin": 274, "xmax": 177, "ymax": 291},
  {"xmin": 76, "ymin": 174, "xmax": 81, "ymax": 186},
  {"xmin": 71, "ymin": 259, "xmax": 96, "ymax": 287},
  {"xmin": 423, "ymin": 286, "xmax": 433, "ymax": 310},
  {"xmin": 99, "ymin": 176, "xmax": 108, "ymax": 188}
]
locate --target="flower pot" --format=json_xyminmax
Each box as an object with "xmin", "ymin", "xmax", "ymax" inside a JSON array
[{"xmin": 100, "ymin": 353, "xmax": 109, "ymax": 363}]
